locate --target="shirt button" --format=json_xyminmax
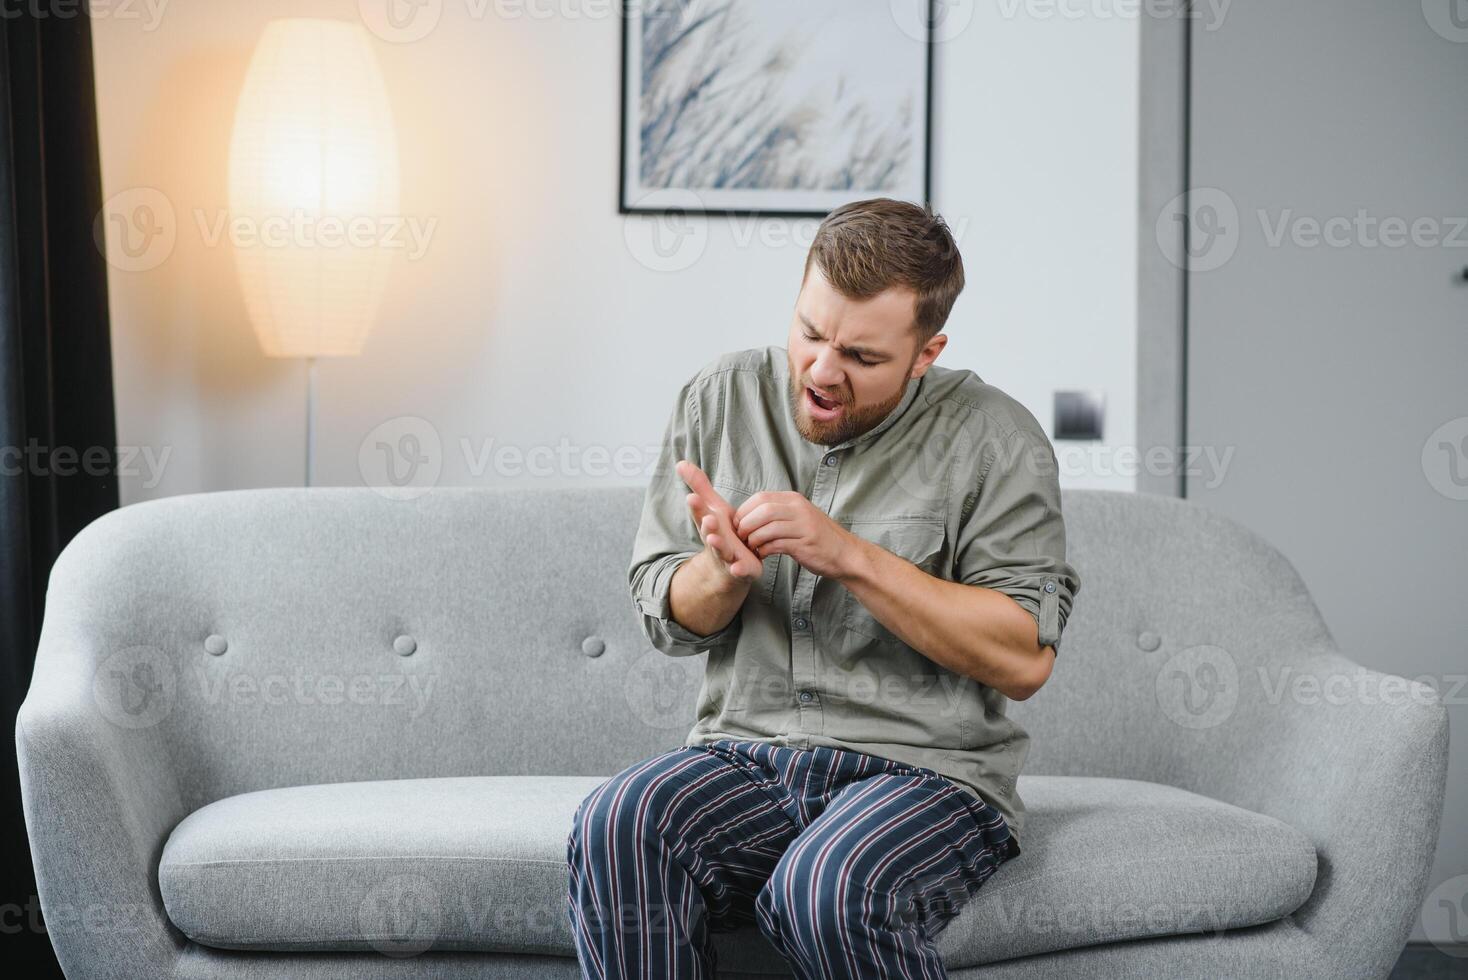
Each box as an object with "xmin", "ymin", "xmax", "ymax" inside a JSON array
[
  {"xmin": 798, "ymin": 690, "xmax": 814, "ymax": 703},
  {"xmin": 1044, "ymin": 581, "xmax": 1057, "ymax": 594},
  {"xmin": 823, "ymin": 454, "xmax": 837, "ymax": 466},
  {"xmin": 794, "ymin": 617, "xmax": 808, "ymax": 630}
]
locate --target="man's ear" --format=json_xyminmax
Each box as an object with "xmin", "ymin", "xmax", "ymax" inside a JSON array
[{"xmin": 910, "ymin": 333, "xmax": 947, "ymax": 379}]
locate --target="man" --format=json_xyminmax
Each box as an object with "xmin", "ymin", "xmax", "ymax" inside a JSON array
[{"xmin": 567, "ymin": 198, "xmax": 1079, "ymax": 979}]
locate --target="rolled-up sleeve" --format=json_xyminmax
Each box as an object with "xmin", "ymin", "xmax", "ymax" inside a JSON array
[
  {"xmin": 953, "ymin": 428, "xmax": 1080, "ymax": 653},
  {"xmin": 628, "ymin": 380, "xmax": 742, "ymax": 656}
]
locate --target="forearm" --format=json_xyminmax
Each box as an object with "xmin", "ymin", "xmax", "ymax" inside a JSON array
[
  {"xmin": 838, "ymin": 535, "xmax": 1053, "ymax": 700},
  {"xmin": 669, "ymin": 548, "xmax": 754, "ymax": 638}
]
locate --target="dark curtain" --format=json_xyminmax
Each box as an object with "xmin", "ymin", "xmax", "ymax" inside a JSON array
[{"xmin": 0, "ymin": 9, "xmax": 118, "ymax": 976}]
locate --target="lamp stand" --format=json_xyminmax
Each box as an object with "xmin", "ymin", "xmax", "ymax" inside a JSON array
[{"xmin": 305, "ymin": 355, "xmax": 317, "ymax": 487}]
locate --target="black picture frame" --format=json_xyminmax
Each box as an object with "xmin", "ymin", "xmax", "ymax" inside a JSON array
[{"xmin": 618, "ymin": 1, "xmax": 935, "ymax": 219}]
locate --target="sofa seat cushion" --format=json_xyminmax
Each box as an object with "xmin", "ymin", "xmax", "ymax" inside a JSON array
[{"xmin": 159, "ymin": 774, "xmax": 1317, "ymax": 968}]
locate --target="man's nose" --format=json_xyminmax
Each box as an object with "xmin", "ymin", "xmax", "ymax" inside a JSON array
[{"xmin": 808, "ymin": 351, "xmax": 845, "ymax": 390}]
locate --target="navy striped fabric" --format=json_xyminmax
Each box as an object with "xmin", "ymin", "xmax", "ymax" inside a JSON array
[{"xmin": 566, "ymin": 738, "xmax": 1017, "ymax": 979}]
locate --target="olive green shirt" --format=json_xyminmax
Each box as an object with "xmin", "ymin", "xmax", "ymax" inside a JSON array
[{"xmin": 628, "ymin": 346, "xmax": 1080, "ymax": 846}]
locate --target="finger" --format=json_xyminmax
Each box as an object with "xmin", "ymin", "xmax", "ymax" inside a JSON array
[
  {"xmin": 753, "ymin": 539, "xmax": 786, "ymax": 560},
  {"xmin": 731, "ymin": 554, "xmax": 763, "ymax": 580},
  {"xmin": 700, "ymin": 513, "xmax": 720, "ymax": 545},
  {"xmin": 733, "ymin": 492, "xmax": 771, "ymax": 528},
  {"xmin": 706, "ymin": 532, "xmax": 730, "ymax": 561},
  {"xmin": 734, "ymin": 500, "xmax": 781, "ymax": 537},
  {"xmin": 713, "ymin": 508, "xmax": 745, "ymax": 546},
  {"xmin": 676, "ymin": 460, "xmax": 726, "ymax": 511},
  {"xmin": 701, "ymin": 515, "xmax": 740, "ymax": 562},
  {"xmin": 719, "ymin": 523, "xmax": 759, "ymax": 566},
  {"xmin": 745, "ymin": 521, "xmax": 799, "ymax": 552},
  {"xmin": 687, "ymin": 492, "xmax": 710, "ymax": 523}
]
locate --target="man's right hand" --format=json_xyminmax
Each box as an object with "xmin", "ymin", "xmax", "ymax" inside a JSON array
[{"xmin": 676, "ymin": 460, "xmax": 763, "ymax": 585}]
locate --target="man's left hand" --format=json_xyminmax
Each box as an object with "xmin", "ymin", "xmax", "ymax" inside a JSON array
[{"xmin": 733, "ymin": 491, "xmax": 859, "ymax": 581}]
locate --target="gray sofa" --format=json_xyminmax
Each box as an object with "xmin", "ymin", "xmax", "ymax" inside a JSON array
[{"xmin": 17, "ymin": 486, "xmax": 1447, "ymax": 979}]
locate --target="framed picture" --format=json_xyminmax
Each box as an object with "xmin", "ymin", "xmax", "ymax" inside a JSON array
[{"xmin": 619, "ymin": 0, "xmax": 934, "ymax": 218}]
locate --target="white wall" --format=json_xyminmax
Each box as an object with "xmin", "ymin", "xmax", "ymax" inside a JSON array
[{"xmin": 92, "ymin": 1, "xmax": 1139, "ymax": 503}]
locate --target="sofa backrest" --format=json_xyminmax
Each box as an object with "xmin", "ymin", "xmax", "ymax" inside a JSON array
[{"xmin": 40, "ymin": 484, "xmax": 1340, "ymax": 812}]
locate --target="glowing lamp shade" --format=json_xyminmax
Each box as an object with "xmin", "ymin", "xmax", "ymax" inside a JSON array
[{"xmin": 228, "ymin": 19, "xmax": 399, "ymax": 358}]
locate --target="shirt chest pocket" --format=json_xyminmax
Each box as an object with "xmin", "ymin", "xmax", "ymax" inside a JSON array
[{"xmin": 839, "ymin": 519, "xmax": 948, "ymax": 644}]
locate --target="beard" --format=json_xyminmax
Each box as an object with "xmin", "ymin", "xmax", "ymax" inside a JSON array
[{"xmin": 785, "ymin": 352, "xmax": 914, "ymax": 447}]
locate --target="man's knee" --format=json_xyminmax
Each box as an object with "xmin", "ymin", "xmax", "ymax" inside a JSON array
[
  {"xmin": 756, "ymin": 855, "xmax": 861, "ymax": 946},
  {"xmin": 567, "ymin": 748, "xmax": 708, "ymax": 863}
]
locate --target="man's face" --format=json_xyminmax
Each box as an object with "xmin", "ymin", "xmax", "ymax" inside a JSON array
[{"xmin": 786, "ymin": 264, "xmax": 947, "ymax": 446}]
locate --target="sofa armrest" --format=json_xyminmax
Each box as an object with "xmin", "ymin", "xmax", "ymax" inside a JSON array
[
  {"xmin": 17, "ymin": 625, "xmax": 189, "ymax": 979},
  {"xmin": 1198, "ymin": 652, "xmax": 1448, "ymax": 979}
]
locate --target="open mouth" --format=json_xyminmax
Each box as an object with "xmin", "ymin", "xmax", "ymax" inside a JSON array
[{"xmin": 805, "ymin": 386, "xmax": 843, "ymax": 419}]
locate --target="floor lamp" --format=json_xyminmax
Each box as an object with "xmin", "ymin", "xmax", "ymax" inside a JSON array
[{"xmin": 228, "ymin": 18, "xmax": 400, "ymax": 486}]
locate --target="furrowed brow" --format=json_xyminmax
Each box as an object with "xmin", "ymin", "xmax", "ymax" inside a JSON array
[{"xmin": 798, "ymin": 312, "xmax": 891, "ymax": 361}]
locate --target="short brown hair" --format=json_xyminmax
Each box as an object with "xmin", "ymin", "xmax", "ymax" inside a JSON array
[{"xmin": 803, "ymin": 198, "xmax": 965, "ymax": 343}]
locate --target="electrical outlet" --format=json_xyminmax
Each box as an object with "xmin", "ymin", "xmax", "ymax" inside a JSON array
[{"xmin": 1054, "ymin": 390, "xmax": 1105, "ymax": 441}]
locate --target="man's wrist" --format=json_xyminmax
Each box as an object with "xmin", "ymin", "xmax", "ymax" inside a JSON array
[
  {"xmin": 832, "ymin": 529, "xmax": 879, "ymax": 587},
  {"xmin": 696, "ymin": 546, "xmax": 756, "ymax": 598}
]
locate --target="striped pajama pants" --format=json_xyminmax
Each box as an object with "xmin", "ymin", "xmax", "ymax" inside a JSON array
[{"xmin": 565, "ymin": 738, "xmax": 1018, "ymax": 979}]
